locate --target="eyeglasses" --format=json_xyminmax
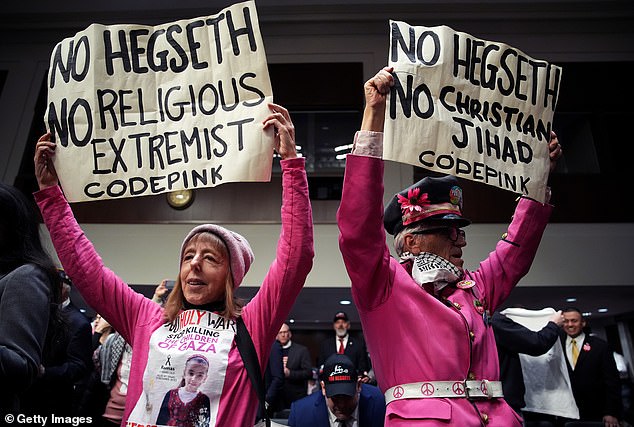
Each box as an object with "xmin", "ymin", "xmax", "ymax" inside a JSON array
[{"xmin": 411, "ymin": 227, "xmax": 466, "ymax": 242}]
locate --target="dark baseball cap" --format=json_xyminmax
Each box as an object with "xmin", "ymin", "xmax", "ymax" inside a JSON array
[
  {"xmin": 333, "ymin": 311, "xmax": 349, "ymax": 322},
  {"xmin": 322, "ymin": 354, "xmax": 358, "ymax": 397}
]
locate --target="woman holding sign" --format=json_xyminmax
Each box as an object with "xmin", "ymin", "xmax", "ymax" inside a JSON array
[
  {"xmin": 337, "ymin": 67, "xmax": 562, "ymax": 426},
  {"xmin": 33, "ymin": 103, "xmax": 314, "ymax": 427}
]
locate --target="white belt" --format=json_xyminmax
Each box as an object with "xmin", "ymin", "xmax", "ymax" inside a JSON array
[{"xmin": 384, "ymin": 380, "xmax": 504, "ymax": 405}]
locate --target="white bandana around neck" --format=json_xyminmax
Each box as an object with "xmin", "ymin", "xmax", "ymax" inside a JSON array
[{"xmin": 402, "ymin": 252, "xmax": 463, "ymax": 293}]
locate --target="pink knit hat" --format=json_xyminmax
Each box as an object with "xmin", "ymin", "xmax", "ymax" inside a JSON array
[{"xmin": 180, "ymin": 224, "xmax": 254, "ymax": 288}]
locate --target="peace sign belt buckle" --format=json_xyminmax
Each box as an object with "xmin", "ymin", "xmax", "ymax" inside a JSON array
[{"xmin": 465, "ymin": 379, "xmax": 492, "ymax": 399}]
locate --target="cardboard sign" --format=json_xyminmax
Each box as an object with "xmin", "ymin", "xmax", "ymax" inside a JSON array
[
  {"xmin": 384, "ymin": 22, "xmax": 562, "ymax": 202},
  {"xmin": 45, "ymin": 0, "xmax": 273, "ymax": 202}
]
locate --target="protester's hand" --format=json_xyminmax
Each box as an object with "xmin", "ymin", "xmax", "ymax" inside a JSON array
[
  {"xmin": 153, "ymin": 280, "xmax": 170, "ymax": 303},
  {"xmin": 94, "ymin": 316, "xmax": 112, "ymax": 334},
  {"xmin": 548, "ymin": 310, "xmax": 564, "ymax": 327},
  {"xmin": 548, "ymin": 131, "xmax": 562, "ymax": 174},
  {"xmin": 263, "ymin": 103, "xmax": 297, "ymax": 161},
  {"xmin": 34, "ymin": 133, "xmax": 59, "ymax": 190},
  {"xmin": 365, "ymin": 67, "xmax": 394, "ymax": 109},
  {"xmin": 284, "ymin": 366, "xmax": 290, "ymax": 378},
  {"xmin": 361, "ymin": 67, "xmax": 394, "ymax": 132},
  {"xmin": 360, "ymin": 371, "xmax": 371, "ymax": 383},
  {"xmin": 602, "ymin": 415, "xmax": 619, "ymax": 427}
]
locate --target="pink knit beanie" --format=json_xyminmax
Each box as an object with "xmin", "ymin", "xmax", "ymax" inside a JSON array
[{"xmin": 180, "ymin": 224, "xmax": 254, "ymax": 288}]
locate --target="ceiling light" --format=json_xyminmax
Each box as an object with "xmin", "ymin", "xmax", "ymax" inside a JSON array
[
  {"xmin": 339, "ymin": 300, "xmax": 351, "ymax": 305},
  {"xmin": 334, "ymin": 144, "xmax": 353, "ymax": 152},
  {"xmin": 583, "ymin": 312, "xmax": 592, "ymax": 317},
  {"xmin": 288, "ymin": 319, "xmax": 295, "ymax": 323},
  {"xmin": 597, "ymin": 308, "xmax": 608, "ymax": 313},
  {"xmin": 566, "ymin": 297, "xmax": 577, "ymax": 303}
]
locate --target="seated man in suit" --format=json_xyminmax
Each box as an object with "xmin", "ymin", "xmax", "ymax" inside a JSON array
[
  {"xmin": 288, "ymin": 354, "xmax": 385, "ymax": 427},
  {"xmin": 318, "ymin": 311, "xmax": 371, "ymax": 383}
]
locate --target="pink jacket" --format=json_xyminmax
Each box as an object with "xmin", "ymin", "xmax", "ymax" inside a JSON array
[
  {"xmin": 35, "ymin": 157, "xmax": 314, "ymax": 427},
  {"xmin": 337, "ymin": 153, "xmax": 552, "ymax": 426}
]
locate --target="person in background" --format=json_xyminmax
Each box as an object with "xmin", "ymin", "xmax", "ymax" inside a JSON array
[
  {"xmin": 33, "ymin": 103, "xmax": 314, "ymax": 426},
  {"xmin": 77, "ymin": 314, "xmax": 115, "ymax": 421},
  {"xmin": 561, "ymin": 307, "xmax": 621, "ymax": 427},
  {"xmin": 318, "ymin": 311, "xmax": 371, "ymax": 383},
  {"xmin": 260, "ymin": 339, "xmax": 285, "ymax": 420},
  {"xmin": 288, "ymin": 354, "xmax": 385, "ymax": 427},
  {"xmin": 152, "ymin": 279, "xmax": 174, "ymax": 306},
  {"xmin": 277, "ymin": 322, "xmax": 313, "ymax": 410},
  {"xmin": 0, "ymin": 183, "xmax": 64, "ymax": 416},
  {"xmin": 307, "ymin": 367, "xmax": 320, "ymax": 396},
  {"xmin": 81, "ymin": 282, "xmax": 169, "ymax": 424},
  {"xmin": 336, "ymin": 67, "xmax": 562, "ymax": 425},
  {"xmin": 95, "ymin": 323, "xmax": 133, "ymax": 427},
  {"xmin": 613, "ymin": 350, "xmax": 633, "ymax": 427},
  {"xmin": 22, "ymin": 269, "xmax": 93, "ymax": 416},
  {"xmin": 492, "ymin": 309, "xmax": 564, "ymax": 416},
  {"xmin": 91, "ymin": 314, "xmax": 114, "ymax": 350}
]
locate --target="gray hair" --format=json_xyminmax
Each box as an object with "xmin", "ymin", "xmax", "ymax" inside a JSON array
[{"xmin": 394, "ymin": 223, "xmax": 433, "ymax": 257}]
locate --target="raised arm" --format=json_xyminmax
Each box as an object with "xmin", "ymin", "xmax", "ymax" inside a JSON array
[
  {"xmin": 493, "ymin": 311, "xmax": 562, "ymax": 356},
  {"xmin": 337, "ymin": 68, "xmax": 398, "ymax": 311},
  {"xmin": 263, "ymin": 103, "xmax": 298, "ymax": 161},
  {"xmin": 468, "ymin": 130, "xmax": 562, "ymax": 310},
  {"xmin": 244, "ymin": 103, "xmax": 314, "ymax": 363},
  {"xmin": 544, "ymin": 130, "xmax": 562, "ymax": 203},
  {"xmin": 361, "ymin": 66, "xmax": 394, "ymax": 132},
  {"xmin": 33, "ymin": 134, "xmax": 158, "ymax": 343},
  {"xmin": 34, "ymin": 133, "xmax": 59, "ymax": 191}
]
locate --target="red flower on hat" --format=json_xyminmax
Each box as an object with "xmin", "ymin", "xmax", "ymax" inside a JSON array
[{"xmin": 397, "ymin": 188, "xmax": 430, "ymax": 214}]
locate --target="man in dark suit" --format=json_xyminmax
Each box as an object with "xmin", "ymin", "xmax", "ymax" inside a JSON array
[
  {"xmin": 288, "ymin": 354, "xmax": 385, "ymax": 427},
  {"xmin": 318, "ymin": 311, "xmax": 371, "ymax": 383},
  {"xmin": 562, "ymin": 307, "xmax": 621, "ymax": 427},
  {"xmin": 278, "ymin": 322, "xmax": 313, "ymax": 410}
]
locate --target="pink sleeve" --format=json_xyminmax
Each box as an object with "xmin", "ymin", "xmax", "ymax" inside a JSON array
[
  {"xmin": 241, "ymin": 157, "xmax": 314, "ymax": 368},
  {"xmin": 34, "ymin": 186, "xmax": 161, "ymax": 343},
  {"xmin": 351, "ymin": 130, "xmax": 384, "ymax": 158},
  {"xmin": 337, "ymin": 153, "xmax": 394, "ymax": 311},
  {"xmin": 468, "ymin": 197, "xmax": 553, "ymax": 311}
]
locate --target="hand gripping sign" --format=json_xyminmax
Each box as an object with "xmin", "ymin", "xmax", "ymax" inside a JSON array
[
  {"xmin": 45, "ymin": 0, "xmax": 274, "ymax": 202},
  {"xmin": 383, "ymin": 22, "xmax": 562, "ymax": 202}
]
